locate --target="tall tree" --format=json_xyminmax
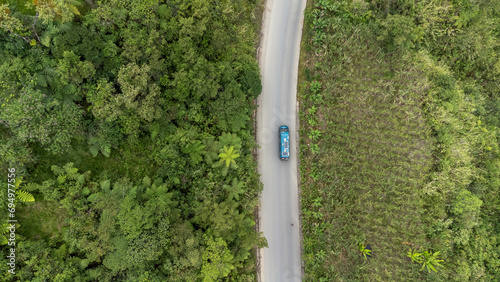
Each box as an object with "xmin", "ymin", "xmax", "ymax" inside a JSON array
[
  {"xmin": 0, "ymin": 82, "xmax": 83, "ymax": 154},
  {"xmin": 200, "ymin": 234, "xmax": 235, "ymax": 281}
]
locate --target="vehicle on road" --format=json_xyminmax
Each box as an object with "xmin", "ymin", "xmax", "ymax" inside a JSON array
[{"xmin": 279, "ymin": 125, "xmax": 290, "ymax": 161}]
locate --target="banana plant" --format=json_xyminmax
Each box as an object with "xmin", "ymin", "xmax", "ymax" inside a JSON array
[
  {"xmin": 359, "ymin": 243, "xmax": 372, "ymax": 260},
  {"xmin": 407, "ymin": 248, "xmax": 424, "ymax": 264},
  {"xmin": 420, "ymin": 250, "xmax": 444, "ymax": 273}
]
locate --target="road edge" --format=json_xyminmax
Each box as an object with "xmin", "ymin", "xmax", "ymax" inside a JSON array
[
  {"xmin": 254, "ymin": 1, "xmax": 268, "ymax": 282},
  {"xmin": 296, "ymin": 98, "xmax": 305, "ymax": 279},
  {"xmin": 296, "ymin": 1, "xmax": 311, "ymax": 279}
]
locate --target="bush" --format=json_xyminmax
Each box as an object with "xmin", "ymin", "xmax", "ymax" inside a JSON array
[
  {"xmin": 238, "ymin": 63, "xmax": 262, "ymax": 98},
  {"xmin": 377, "ymin": 14, "xmax": 423, "ymax": 52}
]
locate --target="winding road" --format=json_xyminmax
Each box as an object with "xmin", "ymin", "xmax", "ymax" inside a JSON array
[{"xmin": 257, "ymin": 0, "xmax": 306, "ymax": 281}]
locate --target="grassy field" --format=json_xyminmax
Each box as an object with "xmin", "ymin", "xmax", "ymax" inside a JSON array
[
  {"xmin": 300, "ymin": 0, "xmax": 500, "ymax": 280},
  {"xmin": 300, "ymin": 23, "xmax": 435, "ymax": 280},
  {"xmin": 17, "ymin": 201, "xmax": 69, "ymax": 241}
]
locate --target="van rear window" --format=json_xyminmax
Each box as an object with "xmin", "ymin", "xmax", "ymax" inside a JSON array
[{"xmin": 283, "ymin": 140, "xmax": 289, "ymax": 157}]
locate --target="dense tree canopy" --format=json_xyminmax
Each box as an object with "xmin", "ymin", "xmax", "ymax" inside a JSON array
[{"xmin": 0, "ymin": 0, "xmax": 265, "ymax": 280}]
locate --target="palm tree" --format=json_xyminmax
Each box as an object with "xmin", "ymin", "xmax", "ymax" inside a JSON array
[
  {"xmin": 202, "ymin": 137, "xmax": 220, "ymax": 165},
  {"xmin": 223, "ymin": 178, "xmax": 245, "ymax": 201},
  {"xmin": 182, "ymin": 140, "xmax": 206, "ymax": 165},
  {"xmin": 218, "ymin": 146, "xmax": 240, "ymax": 168}
]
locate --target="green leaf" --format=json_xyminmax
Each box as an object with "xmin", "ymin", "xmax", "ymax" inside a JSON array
[
  {"xmin": 14, "ymin": 177, "xmax": 23, "ymax": 189},
  {"xmin": 142, "ymin": 176, "xmax": 151, "ymax": 187},
  {"xmin": 101, "ymin": 180, "xmax": 111, "ymax": 191},
  {"xmin": 1, "ymin": 223, "xmax": 9, "ymax": 234},
  {"xmin": 68, "ymin": 4, "xmax": 81, "ymax": 16},
  {"xmin": 173, "ymin": 177, "xmax": 180, "ymax": 185},
  {"xmin": 90, "ymin": 145, "xmax": 99, "ymax": 157},
  {"xmin": 36, "ymin": 73, "xmax": 47, "ymax": 87},
  {"xmin": 218, "ymin": 146, "xmax": 240, "ymax": 167},
  {"xmin": 41, "ymin": 34, "xmax": 51, "ymax": 47},
  {"xmin": 77, "ymin": 174, "xmax": 86, "ymax": 185},
  {"xmin": 64, "ymin": 163, "xmax": 78, "ymax": 176},
  {"xmin": 16, "ymin": 190, "xmax": 35, "ymax": 203},
  {"xmin": 101, "ymin": 144, "xmax": 111, "ymax": 157},
  {"xmin": 87, "ymin": 193, "xmax": 98, "ymax": 202},
  {"xmin": 57, "ymin": 175, "xmax": 67, "ymax": 184},
  {"xmin": 82, "ymin": 187, "xmax": 90, "ymax": 196}
]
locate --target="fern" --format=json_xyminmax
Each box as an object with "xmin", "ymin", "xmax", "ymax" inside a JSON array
[
  {"xmin": 51, "ymin": 165, "xmax": 66, "ymax": 176},
  {"xmin": 16, "ymin": 190, "xmax": 35, "ymax": 203},
  {"xmin": 63, "ymin": 162, "xmax": 78, "ymax": 177},
  {"xmin": 101, "ymin": 144, "xmax": 111, "ymax": 157},
  {"xmin": 82, "ymin": 187, "xmax": 90, "ymax": 196},
  {"xmin": 12, "ymin": 176, "xmax": 23, "ymax": 189},
  {"xmin": 202, "ymin": 137, "xmax": 220, "ymax": 165},
  {"xmin": 36, "ymin": 73, "xmax": 47, "ymax": 87},
  {"xmin": 24, "ymin": 182, "xmax": 39, "ymax": 192},
  {"xmin": 85, "ymin": 268, "xmax": 101, "ymax": 280},
  {"xmin": 101, "ymin": 180, "xmax": 111, "ymax": 192},
  {"xmin": 57, "ymin": 174, "xmax": 67, "ymax": 184},
  {"xmin": 0, "ymin": 223, "xmax": 9, "ymax": 245},
  {"xmin": 77, "ymin": 174, "xmax": 86, "ymax": 185},
  {"xmin": 218, "ymin": 133, "xmax": 242, "ymax": 150},
  {"xmin": 90, "ymin": 144, "xmax": 99, "ymax": 157},
  {"xmin": 89, "ymin": 137, "xmax": 111, "ymax": 157},
  {"xmin": 1, "ymin": 223, "xmax": 9, "ymax": 234},
  {"xmin": 142, "ymin": 176, "xmax": 151, "ymax": 187},
  {"xmin": 150, "ymin": 123, "xmax": 160, "ymax": 141}
]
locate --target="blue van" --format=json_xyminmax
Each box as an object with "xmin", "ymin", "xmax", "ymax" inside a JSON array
[{"xmin": 279, "ymin": 125, "xmax": 290, "ymax": 160}]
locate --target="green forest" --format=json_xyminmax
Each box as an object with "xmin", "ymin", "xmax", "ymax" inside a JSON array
[
  {"xmin": 300, "ymin": 0, "xmax": 500, "ymax": 280},
  {"xmin": 0, "ymin": 0, "xmax": 266, "ymax": 281}
]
